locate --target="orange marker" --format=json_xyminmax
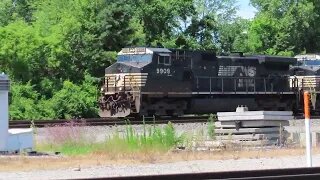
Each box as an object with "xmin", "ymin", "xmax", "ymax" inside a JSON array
[
  {"xmin": 304, "ymin": 91, "xmax": 312, "ymax": 167},
  {"xmin": 304, "ymin": 91, "xmax": 310, "ymax": 119}
]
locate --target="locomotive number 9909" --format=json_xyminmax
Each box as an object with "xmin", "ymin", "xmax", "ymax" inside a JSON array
[{"xmin": 157, "ymin": 68, "xmax": 171, "ymax": 75}]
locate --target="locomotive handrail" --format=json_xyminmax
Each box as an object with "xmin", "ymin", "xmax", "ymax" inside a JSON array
[
  {"xmin": 103, "ymin": 74, "xmax": 319, "ymax": 95},
  {"xmin": 195, "ymin": 76, "xmax": 292, "ymax": 94},
  {"xmin": 104, "ymin": 74, "xmax": 145, "ymax": 93},
  {"xmin": 289, "ymin": 76, "xmax": 320, "ymax": 91},
  {"xmin": 123, "ymin": 74, "xmax": 145, "ymax": 92}
]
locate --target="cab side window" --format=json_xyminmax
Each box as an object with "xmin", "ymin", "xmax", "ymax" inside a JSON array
[{"xmin": 158, "ymin": 54, "xmax": 171, "ymax": 65}]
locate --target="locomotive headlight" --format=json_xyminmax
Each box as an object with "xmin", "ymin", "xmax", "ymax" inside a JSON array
[
  {"xmin": 100, "ymin": 87, "xmax": 104, "ymax": 92},
  {"xmin": 119, "ymin": 87, "xmax": 123, "ymax": 91}
]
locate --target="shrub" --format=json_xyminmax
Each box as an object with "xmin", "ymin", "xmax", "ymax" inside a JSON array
[
  {"xmin": 9, "ymin": 74, "xmax": 99, "ymax": 120},
  {"xmin": 49, "ymin": 75, "xmax": 98, "ymax": 119}
]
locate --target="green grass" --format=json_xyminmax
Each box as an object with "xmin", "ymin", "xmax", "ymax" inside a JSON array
[
  {"xmin": 37, "ymin": 121, "xmax": 184, "ymax": 156},
  {"xmin": 207, "ymin": 113, "xmax": 216, "ymax": 140},
  {"xmin": 38, "ymin": 143, "xmax": 104, "ymax": 155}
]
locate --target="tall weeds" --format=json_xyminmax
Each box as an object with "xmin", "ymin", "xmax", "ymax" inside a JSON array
[
  {"xmin": 110, "ymin": 120, "xmax": 182, "ymax": 152},
  {"xmin": 207, "ymin": 114, "xmax": 216, "ymax": 140},
  {"xmin": 38, "ymin": 119, "xmax": 183, "ymax": 155},
  {"xmin": 38, "ymin": 121, "xmax": 96, "ymax": 155}
]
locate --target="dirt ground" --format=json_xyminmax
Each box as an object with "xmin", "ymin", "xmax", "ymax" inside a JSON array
[{"xmin": 0, "ymin": 148, "xmax": 318, "ymax": 172}]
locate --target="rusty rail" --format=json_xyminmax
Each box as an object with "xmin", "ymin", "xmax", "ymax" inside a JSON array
[{"xmin": 9, "ymin": 116, "xmax": 209, "ymax": 128}]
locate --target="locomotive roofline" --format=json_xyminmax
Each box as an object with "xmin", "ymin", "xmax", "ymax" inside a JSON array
[
  {"xmin": 119, "ymin": 47, "xmax": 171, "ymax": 55},
  {"xmin": 118, "ymin": 46, "xmax": 297, "ymax": 64}
]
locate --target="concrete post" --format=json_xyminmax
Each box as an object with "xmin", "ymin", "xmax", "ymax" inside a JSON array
[{"xmin": 0, "ymin": 73, "xmax": 9, "ymax": 150}]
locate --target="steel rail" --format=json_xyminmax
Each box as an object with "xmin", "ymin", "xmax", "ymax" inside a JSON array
[
  {"xmin": 8, "ymin": 116, "xmax": 210, "ymax": 128},
  {"xmin": 79, "ymin": 167, "xmax": 320, "ymax": 180},
  {"xmin": 9, "ymin": 114, "xmax": 320, "ymax": 128}
]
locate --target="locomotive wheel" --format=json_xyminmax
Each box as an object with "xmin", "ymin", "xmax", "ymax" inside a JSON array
[{"xmin": 140, "ymin": 99, "xmax": 187, "ymax": 117}]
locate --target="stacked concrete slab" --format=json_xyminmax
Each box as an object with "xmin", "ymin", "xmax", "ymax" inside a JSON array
[{"xmin": 216, "ymin": 107, "xmax": 293, "ymax": 147}]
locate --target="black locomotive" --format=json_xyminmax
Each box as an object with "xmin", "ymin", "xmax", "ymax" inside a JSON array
[{"xmin": 98, "ymin": 47, "xmax": 319, "ymax": 117}]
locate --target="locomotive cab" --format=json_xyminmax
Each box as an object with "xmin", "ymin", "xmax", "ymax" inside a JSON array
[{"xmin": 99, "ymin": 47, "xmax": 174, "ymax": 117}]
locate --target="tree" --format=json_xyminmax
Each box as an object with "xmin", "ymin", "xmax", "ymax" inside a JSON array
[
  {"xmin": 134, "ymin": 0, "xmax": 194, "ymax": 45},
  {"xmin": 9, "ymin": 82, "xmax": 49, "ymax": 120},
  {"xmin": 49, "ymin": 74, "xmax": 98, "ymax": 119},
  {"xmin": 182, "ymin": 0, "xmax": 239, "ymax": 51},
  {"xmin": 249, "ymin": 0, "xmax": 316, "ymax": 55},
  {"xmin": 218, "ymin": 18, "xmax": 251, "ymax": 53},
  {"xmin": 0, "ymin": 0, "xmax": 36, "ymax": 26}
]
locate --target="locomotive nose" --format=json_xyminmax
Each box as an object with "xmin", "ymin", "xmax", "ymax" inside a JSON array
[
  {"xmin": 99, "ymin": 71, "xmax": 147, "ymax": 117},
  {"xmin": 99, "ymin": 47, "xmax": 154, "ymax": 117}
]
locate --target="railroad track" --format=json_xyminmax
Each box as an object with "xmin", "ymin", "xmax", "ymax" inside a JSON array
[
  {"xmin": 294, "ymin": 115, "xmax": 320, "ymax": 119},
  {"xmin": 10, "ymin": 114, "xmax": 319, "ymax": 129},
  {"xmin": 9, "ymin": 116, "xmax": 210, "ymax": 128},
  {"xmin": 84, "ymin": 167, "xmax": 320, "ymax": 180}
]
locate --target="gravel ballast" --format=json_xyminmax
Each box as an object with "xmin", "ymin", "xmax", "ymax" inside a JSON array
[{"xmin": 1, "ymin": 154, "xmax": 320, "ymax": 179}]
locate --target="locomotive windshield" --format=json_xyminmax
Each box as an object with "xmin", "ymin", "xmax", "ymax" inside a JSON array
[
  {"xmin": 298, "ymin": 60, "xmax": 320, "ymax": 66},
  {"xmin": 117, "ymin": 54, "xmax": 153, "ymax": 63}
]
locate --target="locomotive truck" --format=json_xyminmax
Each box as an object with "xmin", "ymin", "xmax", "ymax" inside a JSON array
[{"xmin": 98, "ymin": 47, "xmax": 320, "ymax": 117}]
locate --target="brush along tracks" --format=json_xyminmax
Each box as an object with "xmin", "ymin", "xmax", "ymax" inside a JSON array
[{"xmin": 9, "ymin": 116, "xmax": 210, "ymax": 128}]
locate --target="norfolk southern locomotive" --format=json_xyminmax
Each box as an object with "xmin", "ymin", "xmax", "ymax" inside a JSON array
[{"xmin": 98, "ymin": 47, "xmax": 320, "ymax": 117}]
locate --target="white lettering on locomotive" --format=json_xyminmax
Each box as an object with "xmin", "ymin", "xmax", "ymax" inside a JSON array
[{"xmin": 156, "ymin": 68, "xmax": 171, "ymax": 75}]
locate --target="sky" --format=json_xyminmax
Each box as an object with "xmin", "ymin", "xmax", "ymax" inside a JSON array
[{"xmin": 237, "ymin": 0, "xmax": 257, "ymax": 19}]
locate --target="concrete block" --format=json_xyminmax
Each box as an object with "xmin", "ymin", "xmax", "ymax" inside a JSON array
[
  {"xmin": 217, "ymin": 111, "xmax": 293, "ymax": 117},
  {"xmin": 214, "ymin": 121, "xmax": 223, "ymax": 128},
  {"xmin": 6, "ymin": 128, "xmax": 33, "ymax": 152},
  {"xmin": 236, "ymin": 106, "xmax": 249, "ymax": 112},
  {"xmin": 292, "ymin": 132, "xmax": 300, "ymax": 143},
  {"xmin": 299, "ymin": 133, "xmax": 307, "ymax": 147},
  {"xmin": 215, "ymin": 127, "xmax": 282, "ymax": 135},
  {"xmin": 218, "ymin": 115, "xmax": 293, "ymax": 121},
  {"xmin": 220, "ymin": 120, "xmax": 289, "ymax": 128},
  {"xmin": 312, "ymin": 132, "xmax": 320, "ymax": 147},
  {"xmin": 297, "ymin": 132, "xmax": 320, "ymax": 147},
  {"xmin": 222, "ymin": 139, "xmax": 279, "ymax": 147},
  {"xmin": 215, "ymin": 133, "xmax": 281, "ymax": 141},
  {"xmin": 203, "ymin": 140, "xmax": 225, "ymax": 148}
]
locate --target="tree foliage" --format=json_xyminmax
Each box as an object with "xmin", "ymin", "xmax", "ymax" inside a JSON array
[
  {"xmin": 2, "ymin": 0, "xmax": 320, "ymax": 120},
  {"xmin": 249, "ymin": 0, "xmax": 317, "ymax": 55},
  {"xmin": 9, "ymin": 74, "xmax": 98, "ymax": 120}
]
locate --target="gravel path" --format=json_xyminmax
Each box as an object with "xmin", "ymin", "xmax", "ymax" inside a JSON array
[{"xmin": 1, "ymin": 154, "xmax": 320, "ymax": 180}]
